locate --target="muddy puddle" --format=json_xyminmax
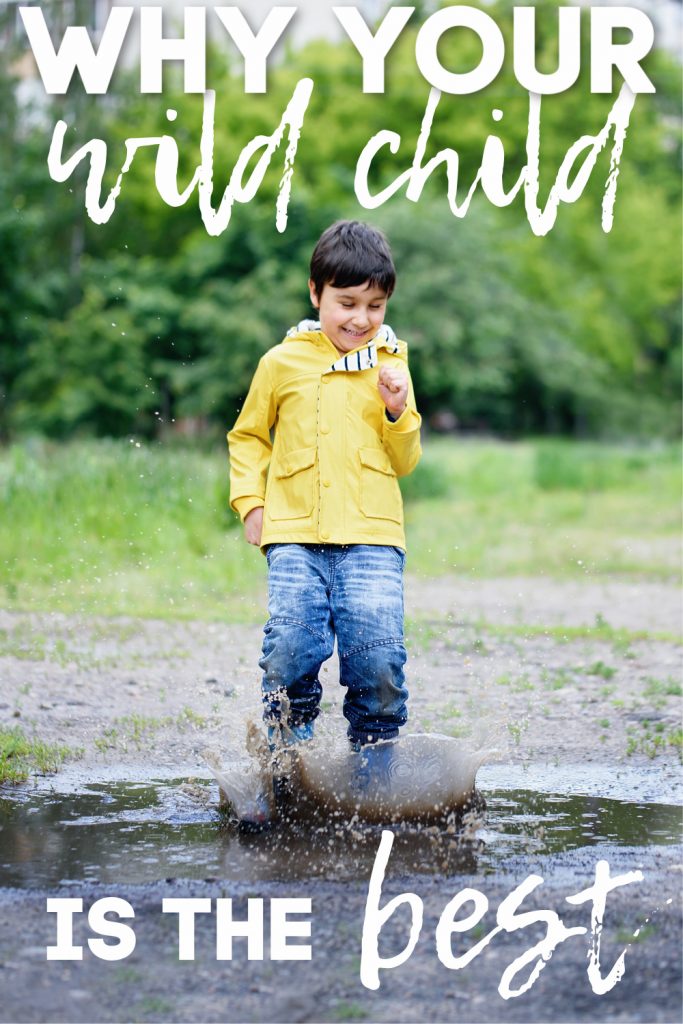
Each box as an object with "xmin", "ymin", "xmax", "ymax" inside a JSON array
[{"xmin": 1, "ymin": 770, "xmax": 681, "ymax": 890}]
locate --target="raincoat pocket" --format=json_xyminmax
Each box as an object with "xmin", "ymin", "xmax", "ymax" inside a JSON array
[
  {"xmin": 358, "ymin": 447, "xmax": 402, "ymax": 524},
  {"xmin": 268, "ymin": 446, "xmax": 317, "ymax": 520}
]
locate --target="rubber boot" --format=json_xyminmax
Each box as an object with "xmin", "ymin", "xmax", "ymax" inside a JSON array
[
  {"xmin": 349, "ymin": 738, "xmax": 397, "ymax": 793},
  {"xmin": 268, "ymin": 720, "xmax": 315, "ymax": 802}
]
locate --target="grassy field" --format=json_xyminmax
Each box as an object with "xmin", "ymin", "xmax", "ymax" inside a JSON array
[{"xmin": 1, "ymin": 437, "xmax": 680, "ymax": 622}]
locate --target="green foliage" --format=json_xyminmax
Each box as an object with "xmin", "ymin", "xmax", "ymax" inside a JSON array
[{"xmin": 0, "ymin": 1, "xmax": 680, "ymax": 439}]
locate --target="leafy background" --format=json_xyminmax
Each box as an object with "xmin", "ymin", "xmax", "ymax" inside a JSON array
[{"xmin": 1, "ymin": 0, "xmax": 680, "ymax": 441}]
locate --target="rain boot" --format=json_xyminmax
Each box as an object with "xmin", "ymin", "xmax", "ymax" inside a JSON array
[
  {"xmin": 349, "ymin": 738, "xmax": 396, "ymax": 793},
  {"xmin": 268, "ymin": 719, "xmax": 315, "ymax": 801}
]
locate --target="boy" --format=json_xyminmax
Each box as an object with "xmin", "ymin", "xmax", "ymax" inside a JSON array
[{"xmin": 228, "ymin": 220, "xmax": 421, "ymax": 774}]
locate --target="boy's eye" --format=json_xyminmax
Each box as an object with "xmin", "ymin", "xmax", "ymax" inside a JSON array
[{"xmin": 338, "ymin": 301, "xmax": 384, "ymax": 310}]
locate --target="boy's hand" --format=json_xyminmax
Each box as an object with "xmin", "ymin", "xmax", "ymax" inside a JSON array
[
  {"xmin": 244, "ymin": 506, "xmax": 264, "ymax": 546},
  {"xmin": 378, "ymin": 365, "xmax": 408, "ymax": 419}
]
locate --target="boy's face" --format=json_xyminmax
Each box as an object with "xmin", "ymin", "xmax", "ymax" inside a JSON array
[{"xmin": 309, "ymin": 279, "xmax": 388, "ymax": 354}]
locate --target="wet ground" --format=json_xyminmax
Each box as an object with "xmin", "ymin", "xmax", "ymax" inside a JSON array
[
  {"xmin": 0, "ymin": 577, "xmax": 681, "ymax": 1022},
  {"xmin": 1, "ymin": 762, "xmax": 681, "ymax": 1023},
  {"xmin": 1, "ymin": 772, "xmax": 681, "ymax": 888}
]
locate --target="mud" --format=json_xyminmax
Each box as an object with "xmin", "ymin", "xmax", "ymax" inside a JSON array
[{"xmin": 0, "ymin": 574, "xmax": 681, "ymax": 1022}]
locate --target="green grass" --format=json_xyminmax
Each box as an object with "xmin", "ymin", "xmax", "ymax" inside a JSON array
[
  {"xmin": 1, "ymin": 438, "xmax": 257, "ymax": 621},
  {"xmin": 404, "ymin": 438, "xmax": 680, "ymax": 579},
  {"xmin": 497, "ymin": 673, "xmax": 534, "ymax": 693},
  {"xmin": 447, "ymin": 617, "xmax": 680, "ymax": 647},
  {"xmin": 615, "ymin": 925, "xmax": 656, "ymax": 945},
  {"xmin": 329, "ymin": 1004, "xmax": 368, "ymax": 1022},
  {"xmin": 133, "ymin": 996, "xmax": 174, "ymax": 1018},
  {"xmin": 586, "ymin": 661, "xmax": 617, "ymax": 680},
  {"xmin": 0, "ymin": 726, "xmax": 75, "ymax": 783},
  {"xmin": 477, "ymin": 619, "xmax": 680, "ymax": 646},
  {"xmin": 626, "ymin": 722, "xmax": 683, "ymax": 762},
  {"xmin": 644, "ymin": 676, "xmax": 682, "ymax": 699},
  {"xmin": 1, "ymin": 437, "xmax": 680, "ymax": 621},
  {"xmin": 507, "ymin": 722, "xmax": 526, "ymax": 745},
  {"xmin": 541, "ymin": 667, "xmax": 575, "ymax": 689}
]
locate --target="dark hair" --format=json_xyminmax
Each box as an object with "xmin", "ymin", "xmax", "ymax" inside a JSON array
[{"xmin": 309, "ymin": 220, "xmax": 396, "ymax": 298}]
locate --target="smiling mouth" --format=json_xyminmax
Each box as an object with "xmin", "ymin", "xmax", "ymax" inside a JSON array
[{"xmin": 342, "ymin": 326, "xmax": 370, "ymax": 338}]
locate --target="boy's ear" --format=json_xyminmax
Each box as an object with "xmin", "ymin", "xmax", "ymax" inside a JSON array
[{"xmin": 308, "ymin": 279, "xmax": 320, "ymax": 309}]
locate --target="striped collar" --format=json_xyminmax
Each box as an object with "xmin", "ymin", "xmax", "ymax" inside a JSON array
[{"xmin": 286, "ymin": 320, "xmax": 400, "ymax": 372}]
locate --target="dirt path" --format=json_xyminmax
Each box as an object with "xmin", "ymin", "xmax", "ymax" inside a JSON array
[
  {"xmin": 0, "ymin": 575, "xmax": 681, "ymax": 1023},
  {"xmin": 0, "ymin": 574, "xmax": 680, "ymax": 780},
  {"xmin": 406, "ymin": 574, "xmax": 682, "ymax": 634}
]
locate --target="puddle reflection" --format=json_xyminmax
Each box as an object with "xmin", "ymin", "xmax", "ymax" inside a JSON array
[{"xmin": 0, "ymin": 780, "xmax": 681, "ymax": 890}]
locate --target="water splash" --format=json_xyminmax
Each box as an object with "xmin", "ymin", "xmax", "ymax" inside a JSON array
[
  {"xmin": 297, "ymin": 732, "xmax": 491, "ymax": 824},
  {"xmin": 204, "ymin": 727, "xmax": 274, "ymax": 828},
  {"xmin": 207, "ymin": 720, "xmax": 498, "ymax": 828}
]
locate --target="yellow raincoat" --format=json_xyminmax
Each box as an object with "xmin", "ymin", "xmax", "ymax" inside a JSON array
[{"xmin": 227, "ymin": 328, "xmax": 422, "ymax": 551}]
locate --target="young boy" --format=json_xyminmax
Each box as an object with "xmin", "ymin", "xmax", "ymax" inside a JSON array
[{"xmin": 228, "ymin": 220, "xmax": 421, "ymax": 767}]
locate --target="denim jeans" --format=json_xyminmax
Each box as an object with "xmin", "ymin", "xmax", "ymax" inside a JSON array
[{"xmin": 260, "ymin": 544, "xmax": 408, "ymax": 745}]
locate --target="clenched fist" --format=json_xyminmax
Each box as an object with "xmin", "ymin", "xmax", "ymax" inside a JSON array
[{"xmin": 378, "ymin": 364, "xmax": 408, "ymax": 419}]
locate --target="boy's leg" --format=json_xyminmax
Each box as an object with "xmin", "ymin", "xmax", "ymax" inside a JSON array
[
  {"xmin": 260, "ymin": 544, "xmax": 335, "ymax": 737},
  {"xmin": 331, "ymin": 545, "xmax": 408, "ymax": 747}
]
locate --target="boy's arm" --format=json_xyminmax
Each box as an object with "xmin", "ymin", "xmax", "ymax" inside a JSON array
[
  {"xmin": 227, "ymin": 355, "xmax": 277, "ymax": 521},
  {"xmin": 379, "ymin": 364, "xmax": 422, "ymax": 478}
]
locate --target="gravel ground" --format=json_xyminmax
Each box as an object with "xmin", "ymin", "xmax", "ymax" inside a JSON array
[{"xmin": 0, "ymin": 574, "xmax": 681, "ymax": 1023}]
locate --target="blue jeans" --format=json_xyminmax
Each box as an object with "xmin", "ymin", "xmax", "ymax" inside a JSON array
[{"xmin": 260, "ymin": 544, "xmax": 408, "ymax": 745}]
